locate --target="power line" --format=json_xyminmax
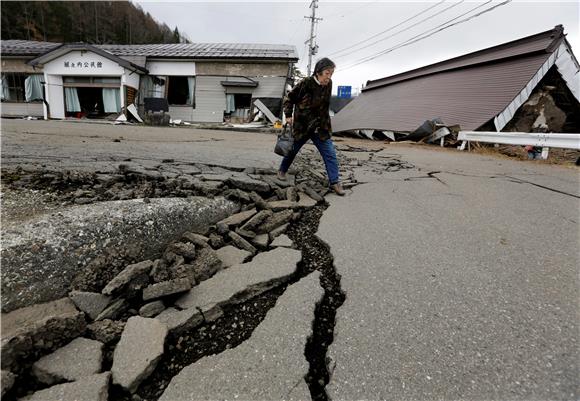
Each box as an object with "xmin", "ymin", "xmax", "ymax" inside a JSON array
[
  {"xmin": 326, "ymin": 0, "xmax": 450, "ymax": 58},
  {"xmin": 340, "ymin": 0, "xmax": 512, "ymax": 71},
  {"xmin": 322, "ymin": 0, "xmax": 381, "ymax": 20},
  {"xmin": 333, "ymin": 0, "xmax": 470, "ymax": 60}
]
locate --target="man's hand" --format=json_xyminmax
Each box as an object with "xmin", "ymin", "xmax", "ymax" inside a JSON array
[{"xmin": 285, "ymin": 117, "xmax": 293, "ymax": 125}]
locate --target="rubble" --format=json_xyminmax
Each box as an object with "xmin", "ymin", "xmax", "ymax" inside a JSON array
[
  {"xmin": 256, "ymin": 209, "xmax": 294, "ymax": 234},
  {"xmin": 69, "ymin": 291, "xmax": 112, "ymax": 320},
  {"xmin": 32, "ymin": 337, "xmax": 104, "ymax": 384},
  {"xmin": 102, "ymin": 261, "xmax": 154, "ymax": 296},
  {"xmin": 2, "ymin": 196, "xmax": 238, "ymax": 312},
  {"xmin": 228, "ymin": 231, "xmax": 258, "ymax": 255},
  {"xmin": 0, "ymin": 149, "xmax": 362, "ymax": 397},
  {"xmin": 112, "ymin": 316, "xmax": 168, "ymax": 393},
  {"xmin": 95, "ymin": 298, "xmax": 129, "ymax": 321},
  {"xmin": 189, "ymin": 247, "xmax": 223, "ymax": 282},
  {"xmin": 86, "ymin": 320, "xmax": 125, "ymax": 345}
]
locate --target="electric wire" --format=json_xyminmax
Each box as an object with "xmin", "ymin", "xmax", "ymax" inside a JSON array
[
  {"xmin": 326, "ymin": 0, "xmax": 450, "ymax": 58},
  {"xmin": 340, "ymin": 0, "xmax": 512, "ymax": 71}
]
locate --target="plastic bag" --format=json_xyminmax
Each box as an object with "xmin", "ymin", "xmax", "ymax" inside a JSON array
[{"xmin": 274, "ymin": 124, "xmax": 294, "ymax": 157}]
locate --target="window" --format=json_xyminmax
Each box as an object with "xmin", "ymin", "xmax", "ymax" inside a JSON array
[
  {"xmin": 1, "ymin": 73, "xmax": 43, "ymax": 102},
  {"xmin": 63, "ymin": 76, "xmax": 121, "ymax": 86},
  {"xmin": 167, "ymin": 76, "xmax": 195, "ymax": 106}
]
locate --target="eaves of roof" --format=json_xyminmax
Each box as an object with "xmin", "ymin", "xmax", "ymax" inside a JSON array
[{"xmin": 27, "ymin": 43, "xmax": 149, "ymax": 73}]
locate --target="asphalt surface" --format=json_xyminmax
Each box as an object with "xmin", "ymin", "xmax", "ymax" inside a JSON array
[
  {"xmin": 319, "ymin": 146, "xmax": 579, "ymax": 400},
  {"xmin": 1, "ymin": 119, "xmax": 280, "ymax": 172},
  {"xmin": 2, "ymin": 119, "xmax": 578, "ymax": 400}
]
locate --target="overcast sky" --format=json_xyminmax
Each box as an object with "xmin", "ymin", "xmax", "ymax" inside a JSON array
[{"xmin": 134, "ymin": 0, "xmax": 579, "ymax": 95}]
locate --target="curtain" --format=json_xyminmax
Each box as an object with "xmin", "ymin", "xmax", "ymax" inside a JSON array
[
  {"xmin": 140, "ymin": 76, "xmax": 164, "ymax": 101},
  {"xmin": 25, "ymin": 74, "xmax": 43, "ymax": 102},
  {"xmin": 187, "ymin": 77, "xmax": 195, "ymax": 106},
  {"xmin": 65, "ymin": 87, "xmax": 81, "ymax": 112},
  {"xmin": 0, "ymin": 75, "xmax": 9, "ymax": 101},
  {"xmin": 226, "ymin": 94, "xmax": 235, "ymax": 113},
  {"xmin": 102, "ymin": 88, "xmax": 121, "ymax": 113},
  {"xmin": 140, "ymin": 75, "xmax": 153, "ymax": 103}
]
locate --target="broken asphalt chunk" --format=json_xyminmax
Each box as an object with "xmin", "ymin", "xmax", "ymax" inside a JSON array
[
  {"xmin": 159, "ymin": 272, "xmax": 323, "ymax": 401},
  {"xmin": 69, "ymin": 291, "xmax": 112, "ymax": 320},
  {"xmin": 142, "ymin": 278, "xmax": 192, "ymax": 301},
  {"xmin": 1, "ymin": 298, "xmax": 86, "ymax": 371},
  {"xmin": 32, "ymin": 337, "xmax": 104, "ymax": 385},
  {"xmin": 226, "ymin": 175, "xmax": 270, "ymax": 193},
  {"xmin": 155, "ymin": 307, "xmax": 204, "ymax": 334},
  {"xmin": 228, "ymin": 231, "xmax": 257, "ymax": 255},
  {"xmin": 215, "ymin": 246, "xmax": 252, "ymax": 268},
  {"xmin": 101, "ymin": 260, "xmax": 153, "ymax": 296},
  {"xmin": 23, "ymin": 372, "xmax": 111, "ymax": 401},
  {"xmin": 112, "ymin": 316, "xmax": 167, "ymax": 393},
  {"xmin": 174, "ymin": 247, "xmax": 301, "ymax": 311},
  {"xmin": 218, "ymin": 209, "xmax": 257, "ymax": 227}
]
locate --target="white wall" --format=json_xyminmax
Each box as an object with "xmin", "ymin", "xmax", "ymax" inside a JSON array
[
  {"xmin": 45, "ymin": 74, "xmax": 64, "ymax": 119},
  {"xmin": 146, "ymin": 61, "xmax": 196, "ymax": 76},
  {"xmin": 123, "ymin": 69, "xmax": 141, "ymax": 90},
  {"xmin": 43, "ymin": 51, "xmax": 125, "ymax": 76},
  {"xmin": 0, "ymin": 102, "xmax": 44, "ymax": 118}
]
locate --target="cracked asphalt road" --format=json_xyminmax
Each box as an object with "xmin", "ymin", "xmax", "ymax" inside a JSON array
[
  {"xmin": 2, "ymin": 119, "xmax": 578, "ymax": 400},
  {"xmin": 319, "ymin": 146, "xmax": 579, "ymax": 400}
]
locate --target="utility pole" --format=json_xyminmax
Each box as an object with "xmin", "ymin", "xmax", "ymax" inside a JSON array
[{"xmin": 304, "ymin": 0, "xmax": 323, "ymax": 76}]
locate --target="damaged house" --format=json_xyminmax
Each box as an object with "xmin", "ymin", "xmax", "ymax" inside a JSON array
[
  {"xmin": 0, "ymin": 40, "xmax": 298, "ymax": 123},
  {"xmin": 332, "ymin": 25, "xmax": 580, "ymax": 140}
]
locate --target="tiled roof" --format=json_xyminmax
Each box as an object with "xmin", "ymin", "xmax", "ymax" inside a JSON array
[
  {"xmin": 0, "ymin": 40, "xmax": 61, "ymax": 56},
  {"xmin": 1, "ymin": 40, "xmax": 298, "ymax": 60}
]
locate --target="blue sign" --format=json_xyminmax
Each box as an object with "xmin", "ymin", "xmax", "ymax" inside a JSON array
[{"xmin": 337, "ymin": 86, "xmax": 352, "ymax": 99}]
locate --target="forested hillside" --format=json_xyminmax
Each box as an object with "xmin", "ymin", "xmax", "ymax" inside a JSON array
[{"xmin": 1, "ymin": 1, "xmax": 189, "ymax": 44}]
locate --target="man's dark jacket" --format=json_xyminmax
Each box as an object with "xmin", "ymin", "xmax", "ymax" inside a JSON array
[{"xmin": 283, "ymin": 76, "xmax": 332, "ymax": 141}]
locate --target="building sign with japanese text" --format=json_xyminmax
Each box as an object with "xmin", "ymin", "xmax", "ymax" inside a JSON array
[{"xmin": 63, "ymin": 61, "xmax": 103, "ymax": 69}]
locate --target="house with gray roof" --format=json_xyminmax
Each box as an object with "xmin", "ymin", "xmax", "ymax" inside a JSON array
[
  {"xmin": 0, "ymin": 40, "xmax": 298, "ymax": 122},
  {"xmin": 332, "ymin": 25, "xmax": 580, "ymax": 136}
]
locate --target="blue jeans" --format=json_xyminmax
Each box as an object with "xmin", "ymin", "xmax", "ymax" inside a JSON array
[{"xmin": 279, "ymin": 134, "xmax": 340, "ymax": 185}]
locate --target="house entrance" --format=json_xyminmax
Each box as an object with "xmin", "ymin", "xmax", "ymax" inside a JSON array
[{"xmin": 63, "ymin": 76, "xmax": 121, "ymax": 119}]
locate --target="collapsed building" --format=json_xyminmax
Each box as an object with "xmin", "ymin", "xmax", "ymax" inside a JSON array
[
  {"xmin": 0, "ymin": 41, "xmax": 298, "ymax": 123},
  {"xmin": 332, "ymin": 25, "xmax": 580, "ymax": 140}
]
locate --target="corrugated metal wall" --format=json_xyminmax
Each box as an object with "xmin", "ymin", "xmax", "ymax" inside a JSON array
[
  {"xmin": 1, "ymin": 102, "xmax": 44, "ymax": 117},
  {"xmin": 187, "ymin": 75, "xmax": 286, "ymax": 122},
  {"xmin": 253, "ymin": 76, "xmax": 286, "ymax": 98},
  {"xmin": 332, "ymin": 53, "xmax": 550, "ymax": 133},
  {"xmin": 192, "ymin": 76, "xmax": 226, "ymax": 122}
]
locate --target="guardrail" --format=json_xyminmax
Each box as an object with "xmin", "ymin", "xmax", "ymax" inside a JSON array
[{"xmin": 458, "ymin": 131, "xmax": 580, "ymax": 150}]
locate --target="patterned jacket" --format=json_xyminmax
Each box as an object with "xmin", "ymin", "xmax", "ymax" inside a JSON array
[{"xmin": 283, "ymin": 76, "xmax": 332, "ymax": 141}]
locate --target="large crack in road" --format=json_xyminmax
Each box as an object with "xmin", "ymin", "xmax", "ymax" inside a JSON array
[{"xmin": 286, "ymin": 207, "xmax": 346, "ymax": 401}]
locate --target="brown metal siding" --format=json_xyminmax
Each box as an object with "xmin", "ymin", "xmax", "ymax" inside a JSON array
[
  {"xmin": 365, "ymin": 27, "xmax": 561, "ymax": 90},
  {"xmin": 332, "ymin": 53, "xmax": 551, "ymax": 133}
]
